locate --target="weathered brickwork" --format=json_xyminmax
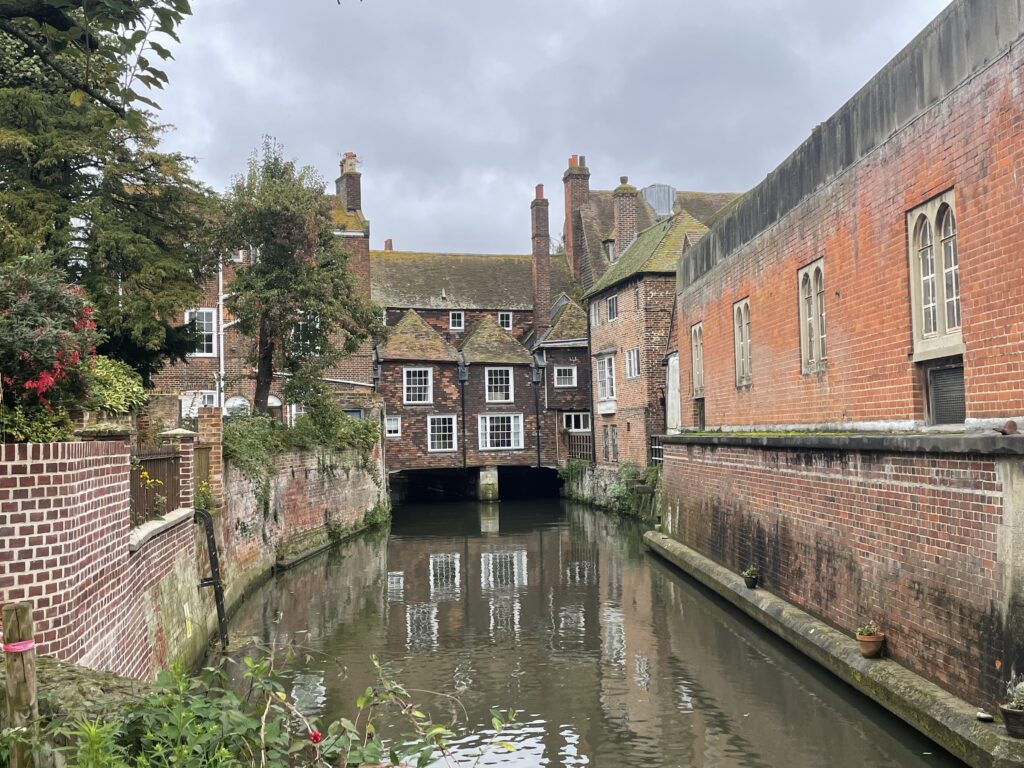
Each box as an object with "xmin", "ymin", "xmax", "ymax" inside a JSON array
[
  {"xmin": 462, "ymin": 364, "xmax": 549, "ymax": 468},
  {"xmin": 675, "ymin": 22, "xmax": 1024, "ymax": 429},
  {"xmin": 590, "ymin": 275, "xmax": 674, "ymax": 466},
  {"xmin": 380, "ymin": 362, "xmax": 463, "ymax": 470},
  {"xmin": 660, "ymin": 439, "xmax": 1023, "ymax": 708}
]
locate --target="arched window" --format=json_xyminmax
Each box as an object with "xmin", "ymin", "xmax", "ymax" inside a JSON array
[
  {"xmin": 742, "ymin": 303, "xmax": 751, "ymax": 380},
  {"xmin": 814, "ymin": 266, "xmax": 826, "ymax": 361},
  {"xmin": 801, "ymin": 273, "xmax": 815, "ymax": 363},
  {"xmin": 939, "ymin": 205, "xmax": 960, "ymax": 330},
  {"xmin": 734, "ymin": 299, "xmax": 751, "ymax": 386},
  {"xmin": 918, "ymin": 216, "xmax": 937, "ymax": 336},
  {"xmin": 224, "ymin": 396, "xmax": 251, "ymax": 417},
  {"xmin": 691, "ymin": 324, "xmax": 704, "ymax": 396}
]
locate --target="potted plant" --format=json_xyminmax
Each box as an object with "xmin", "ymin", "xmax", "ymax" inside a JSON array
[
  {"xmin": 741, "ymin": 564, "xmax": 759, "ymax": 589},
  {"xmin": 1001, "ymin": 677, "xmax": 1024, "ymax": 738},
  {"xmin": 856, "ymin": 620, "xmax": 885, "ymax": 658}
]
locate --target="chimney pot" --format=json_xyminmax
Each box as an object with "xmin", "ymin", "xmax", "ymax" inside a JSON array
[
  {"xmin": 569, "ymin": 155, "xmax": 578, "ymax": 168},
  {"xmin": 384, "ymin": 238, "xmax": 393, "ymax": 251},
  {"xmin": 620, "ymin": 176, "xmax": 628, "ymax": 185},
  {"xmin": 535, "ymin": 184, "xmax": 544, "ymax": 200},
  {"xmin": 579, "ymin": 155, "xmax": 586, "ymax": 167}
]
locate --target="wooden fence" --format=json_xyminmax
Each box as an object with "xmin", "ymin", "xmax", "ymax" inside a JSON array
[
  {"xmin": 568, "ymin": 432, "xmax": 593, "ymax": 460},
  {"xmin": 194, "ymin": 445, "xmax": 211, "ymax": 484},
  {"xmin": 129, "ymin": 447, "xmax": 180, "ymax": 526}
]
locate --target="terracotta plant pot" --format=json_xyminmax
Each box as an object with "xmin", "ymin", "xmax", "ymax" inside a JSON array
[
  {"xmin": 1000, "ymin": 705, "xmax": 1024, "ymax": 738},
  {"xmin": 857, "ymin": 633, "xmax": 885, "ymax": 658},
  {"xmin": 743, "ymin": 575, "xmax": 758, "ymax": 589}
]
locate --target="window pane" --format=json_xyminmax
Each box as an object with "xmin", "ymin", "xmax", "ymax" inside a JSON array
[
  {"xmin": 919, "ymin": 219, "xmax": 937, "ymax": 335},
  {"xmin": 486, "ymin": 368, "xmax": 512, "ymax": 402},
  {"xmin": 814, "ymin": 268, "xmax": 826, "ymax": 360},
  {"xmin": 429, "ymin": 416, "xmax": 455, "ymax": 450},
  {"xmin": 404, "ymin": 369, "xmax": 431, "ymax": 402},
  {"xmin": 941, "ymin": 209, "xmax": 960, "ymax": 330},
  {"xmin": 802, "ymin": 274, "xmax": 814, "ymax": 363}
]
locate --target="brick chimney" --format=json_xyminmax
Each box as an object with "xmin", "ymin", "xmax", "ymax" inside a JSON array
[
  {"xmin": 335, "ymin": 152, "xmax": 361, "ymax": 212},
  {"xmin": 562, "ymin": 154, "xmax": 590, "ymax": 280},
  {"xmin": 384, "ymin": 238, "xmax": 393, "ymax": 251},
  {"xmin": 612, "ymin": 175, "xmax": 639, "ymax": 259},
  {"xmin": 532, "ymin": 184, "xmax": 551, "ymax": 341}
]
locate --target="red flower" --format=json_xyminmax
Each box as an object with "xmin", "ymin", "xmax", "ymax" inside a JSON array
[{"xmin": 309, "ymin": 730, "xmax": 322, "ymax": 744}]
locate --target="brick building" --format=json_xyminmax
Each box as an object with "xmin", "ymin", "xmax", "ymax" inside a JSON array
[
  {"xmin": 151, "ymin": 153, "xmax": 376, "ymax": 426},
  {"xmin": 659, "ymin": 0, "xmax": 1024, "ymax": 710},
  {"xmin": 585, "ymin": 178, "xmax": 738, "ymax": 467}
]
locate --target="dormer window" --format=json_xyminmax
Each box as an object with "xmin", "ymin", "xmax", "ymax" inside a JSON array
[{"xmin": 605, "ymin": 240, "xmax": 616, "ymax": 262}]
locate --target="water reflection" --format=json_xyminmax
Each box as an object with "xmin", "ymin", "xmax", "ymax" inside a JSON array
[{"xmin": 225, "ymin": 500, "xmax": 964, "ymax": 768}]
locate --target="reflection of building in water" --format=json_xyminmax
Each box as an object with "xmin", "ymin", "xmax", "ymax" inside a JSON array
[
  {"xmin": 558, "ymin": 604, "xmax": 586, "ymax": 642},
  {"xmin": 602, "ymin": 605, "xmax": 626, "ymax": 668},
  {"xmin": 480, "ymin": 549, "xmax": 528, "ymax": 590},
  {"xmin": 488, "ymin": 594, "xmax": 522, "ymax": 639},
  {"xmin": 564, "ymin": 559, "xmax": 596, "ymax": 586},
  {"xmin": 387, "ymin": 571, "xmax": 405, "ymax": 602},
  {"xmin": 429, "ymin": 553, "xmax": 461, "ymax": 601},
  {"xmin": 405, "ymin": 602, "xmax": 439, "ymax": 650}
]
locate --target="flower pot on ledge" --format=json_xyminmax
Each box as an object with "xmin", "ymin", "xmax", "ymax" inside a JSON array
[
  {"xmin": 743, "ymin": 575, "xmax": 758, "ymax": 589},
  {"xmin": 1000, "ymin": 705, "xmax": 1024, "ymax": 738},
  {"xmin": 856, "ymin": 633, "xmax": 885, "ymax": 658}
]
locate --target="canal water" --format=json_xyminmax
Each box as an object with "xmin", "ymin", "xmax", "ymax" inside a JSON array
[{"xmin": 226, "ymin": 499, "xmax": 963, "ymax": 767}]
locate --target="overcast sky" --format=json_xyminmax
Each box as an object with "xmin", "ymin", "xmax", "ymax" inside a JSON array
[{"xmin": 157, "ymin": 0, "xmax": 951, "ymax": 255}]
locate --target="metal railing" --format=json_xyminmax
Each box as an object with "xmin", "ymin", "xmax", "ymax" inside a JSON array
[
  {"xmin": 130, "ymin": 447, "xmax": 180, "ymax": 526},
  {"xmin": 649, "ymin": 436, "xmax": 664, "ymax": 465},
  {"xmin": 568, "ymin": 432, "xmax": 593, "ymax": 460}
]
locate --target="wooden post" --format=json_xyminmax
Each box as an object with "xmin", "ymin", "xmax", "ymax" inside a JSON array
[{"xmin": 3, "ymin": 602, "xmax": 39, "ymax": 768}]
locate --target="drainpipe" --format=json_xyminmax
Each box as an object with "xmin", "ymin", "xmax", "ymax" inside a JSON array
[
  {"xmin": 217, "ymin": 262, "xmax": 224, "ymax": 410},
  {"xmin": 458, "ymin": 359, "xmax": 468, "ymax": 469}
]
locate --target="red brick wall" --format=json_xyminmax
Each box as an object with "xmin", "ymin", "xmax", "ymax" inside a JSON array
[
  {"xmin": 661, "ymin": 438, "xmax": 1023, "ymax": 708},
  {"xmin": 590, "ymin": 275, "xmax": 674, "ymax": 466},
  {"xmin": 676, "ymin": 39, "xmax": 1024, "ymax": 428}
]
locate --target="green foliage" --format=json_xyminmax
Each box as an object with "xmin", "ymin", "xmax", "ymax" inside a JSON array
[
  {"xmin": 222, "ymin": 415, "xmax": 283, "ymax": 501},
  {"xmin": 1006, "ymin": 677, "xmax": 1024, "ymax": 710},
  {"xmin": 606, "ymin": 462, "xmax": 661, "ymax": 520},
  {"xmin": 0, "ymin": 404, "xmax": 75, "ymax": 443},
  {"xmin": 87, "ymin": 356, "xmax": 147, "ymax": 414},
  {"xmin": 741, "ymin": 564, "xmax": 759, "ymax": 579},
  {"xmin": 363, "ymin": 501, "xmax": 391, "ymax": 529},
  {"xmin": 2, "ymin": 653, "xmax": 520, "ymax": 767},
  {"xmin": 220, "ymin": 137, "xmax": 382, "ymax": 413},
  {"xmin": 856, "ymin": 620, "xmax": 882, "ymax": 637},
  {"xmin": 557, "ymin": 458, "xmax": 589, "ymax": 483},
  {"xmin": 193, "ymin": 480, "xmax": 215, "ymax": 512}
]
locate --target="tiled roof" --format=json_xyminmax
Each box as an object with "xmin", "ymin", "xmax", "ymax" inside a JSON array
[
  {"xmin": 370, "ymin": 251, "xmax": 573, "ymax": 310},
  {"xmin": 377, "ymin": 310, "xmax": 459, "ymax": 362},
  {"xmin": 538, "ymin": 294, "xmax": 588, "ymax": 344},
  {"xmin": 459, "ymin": 315, "xmax": 534, "ymax": 365},
  {"xmin": 328, "ymin": 197, "xmax": 367, "ymax": 232},
  {"xmin": 674, "ymin": 191, "xmax": 742, "ymax": 226},
  {"xmin": 586, "ymin": 211, "xmax": 707, "ymax": 297}
]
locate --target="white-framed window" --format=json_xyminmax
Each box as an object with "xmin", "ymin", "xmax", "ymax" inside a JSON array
[
  {"xmin": 563, "ymin": 412, "xmax": 591, "ymax": 432},
  {"xmin": 605, "ymin": 240, "xmax": 616, "ymax": 263},
  {"xmin": 589, "ymin": 302, "xmax": 600, "ymax": 327},
  {"xmin": 733, "ymin": 299, "xmax": 751, "ymax": 387},
  {"xmin": 385, "ymin": 415, "xmax": 402, "ymax": 438},
  {"xmin": 498, "ymin": 312, "xmax": 513, "ymax": 331},
  {"xmin": 224, "ymin": 395, "xmax": 251, "ymax": 417},
  {"xmin": 229, "ymin": 248, "xmax": 246, "ymax": 263},
  {"xmin": 597, "ymin": 355, "xmax": 616, "ymax": 400},
  {"xmin": 480, "ymin": 549, "xmax": 529, "ymax": 590},
  {"xmin": 907, "ymin": 191, "xmax": 962, "ymax": 360},
  {"xmin": 478, "ymin": 413, "xmax": 524, "ymax": 450},
  {"xmin": 403, "ymin": 367, "xmax": 433, "ymax": 404},
  {"xmin": 691, "ymin": 323, "xmax": 704, "ymax": 397},
  {"xmin": 606, "ymin": 295, "xmax": 618, "ymax": 321},
  {"xmin": 485, "ymin": 367, "xmax": 514, "ymax": 403},
  {"xmin": 427, "ymin": 414, "xmax": 457, "ymax": 452},
  {"xmin": 185, "ymin": 308, "xmax": 216, "ymax": 356},
  {"xmin": 450, "ymin": 311, "xmax": 464, "ymax": 331},
  {"xmin": 429, "ymin": 553, "xmax": 461, "ymax": 601},
  {"xmin": 292, "ymin": 313, "xmax": 321, "ymax": 357},
  {"xmin": 288, "ymin": 402, "xmax": 307, "ymax": 426},
  {"xmin": 180, "ymin": 390, "xmax": 217, "ymax": 419},
  {"xmin": 798, "ymin": 259, "xmax": 826, "ymax": 373},
  {"xmin": 553, "ymin": 366, "xmax": 577, "ymax": 388},
  {"xmin": 625, "ymin": 348, "xmax": 640, "ymax": 379}
]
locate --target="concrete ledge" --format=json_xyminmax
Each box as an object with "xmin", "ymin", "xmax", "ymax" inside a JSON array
[
  {"xmin": 129, "ymin": 507, "xmax": 194, "ymax": 553},
  {"xmin": 660, "ymin": 431, "xmax": 1024, "ymax": 456},
  {"xmin": 643, "ymin": 531, "xmax": 1024, "ymax": 768}
]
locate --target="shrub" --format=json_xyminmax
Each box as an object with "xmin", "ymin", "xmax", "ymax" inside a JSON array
[{"xmin": 86, "ymin": 356, "xmax": 147, "ymax": 415}]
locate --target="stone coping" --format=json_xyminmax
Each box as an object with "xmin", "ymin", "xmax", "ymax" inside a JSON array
[
  {"xmin": 128, "ymin": 507, "xmax": 194, "ymax": 553},
  {"xmin": 643, "ymin": 531, "xmax": 1024, "ymax": 768},
  {"xmin": 660, "ymin": 431, "xmax": 1024, "ymax": 456}
]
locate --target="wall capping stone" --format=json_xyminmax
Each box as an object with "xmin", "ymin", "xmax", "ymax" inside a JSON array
[
  {"xmin": 661, "ymin": 432, "xmax": 1024, "ymax": 456},
  {"xmin": 128, "ymin": 507, "xmax": 195, "ymax": 553}
]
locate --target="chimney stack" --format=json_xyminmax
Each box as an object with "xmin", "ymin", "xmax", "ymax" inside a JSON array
[
  {"xmin": 532, "ymin": 184, "xmax": 551, "ymax": 341},
  {"xmin": 562, "ymin": 154, "xmax": 590, "ymax": 281},
  {"xmin": 613, "ymin": 175, "xmax": 639, "ymax": 259},
  {"xmin": 336, "ymin": 151, "xmax": 361, "ymax": 213},
  {"xmin": 384, "ymin": 238, "xmax": 393, "ymax": 251}
]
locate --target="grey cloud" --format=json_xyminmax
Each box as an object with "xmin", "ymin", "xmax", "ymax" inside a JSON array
[{"xmin": 158, "ymin": 0, "xmax": 951, "ymax": 254}]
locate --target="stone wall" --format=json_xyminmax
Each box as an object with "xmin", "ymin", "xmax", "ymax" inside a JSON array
[{"xmin": 660, "ymin": 434, "xmax": 1024, "ymax": 709}]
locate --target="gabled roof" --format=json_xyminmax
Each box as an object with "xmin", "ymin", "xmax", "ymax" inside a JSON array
[
  {"xmin": 377, "ymin": 310, "xmax": 459, "ymax": 362},
  {"xmin": 674, "ymin": 191, "xmax": 742, "ymax": 226},
  {"xmin": 586, "ymin": 211, "xmax": 708, "ymax": 297},
  {"xmin": 459, "ymin": 315, "xmax": 533, "ymax": 365},
  {"xmin": 536, "ymin": 294, "xmax": 587, "ymax": 345},
  {"xmin": 370, "ymin": 251, "xmax": 573, "ymax": 310}
]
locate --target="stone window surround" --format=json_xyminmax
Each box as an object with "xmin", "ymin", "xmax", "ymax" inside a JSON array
[
  {"xmin": 798, "ymin": 258, "xmax": 827, "ymax": 374},
  {"xmin": 691, "ymin": 323, "xmax": 704, "ymax": 398},
  {"xmin": 733, "ymin": 298, "xmax": 752, "ymax": 388},
  {"xmin": 907, "ymin": 189, "xmax": 963, "ymax": 362}
]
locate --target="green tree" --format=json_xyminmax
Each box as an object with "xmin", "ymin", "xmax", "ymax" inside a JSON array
[
  {"xmin": 222, "ymin": 138, "xmax": 381, "ymax": 413},
  {"xmin": 0, "ymin": 28, "xmax": 219, "ymax": 383}
]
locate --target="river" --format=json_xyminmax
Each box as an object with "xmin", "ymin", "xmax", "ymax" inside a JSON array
[{"xmin": 225, "ymin": 498, "xmax": 964, "ymax": 767}]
